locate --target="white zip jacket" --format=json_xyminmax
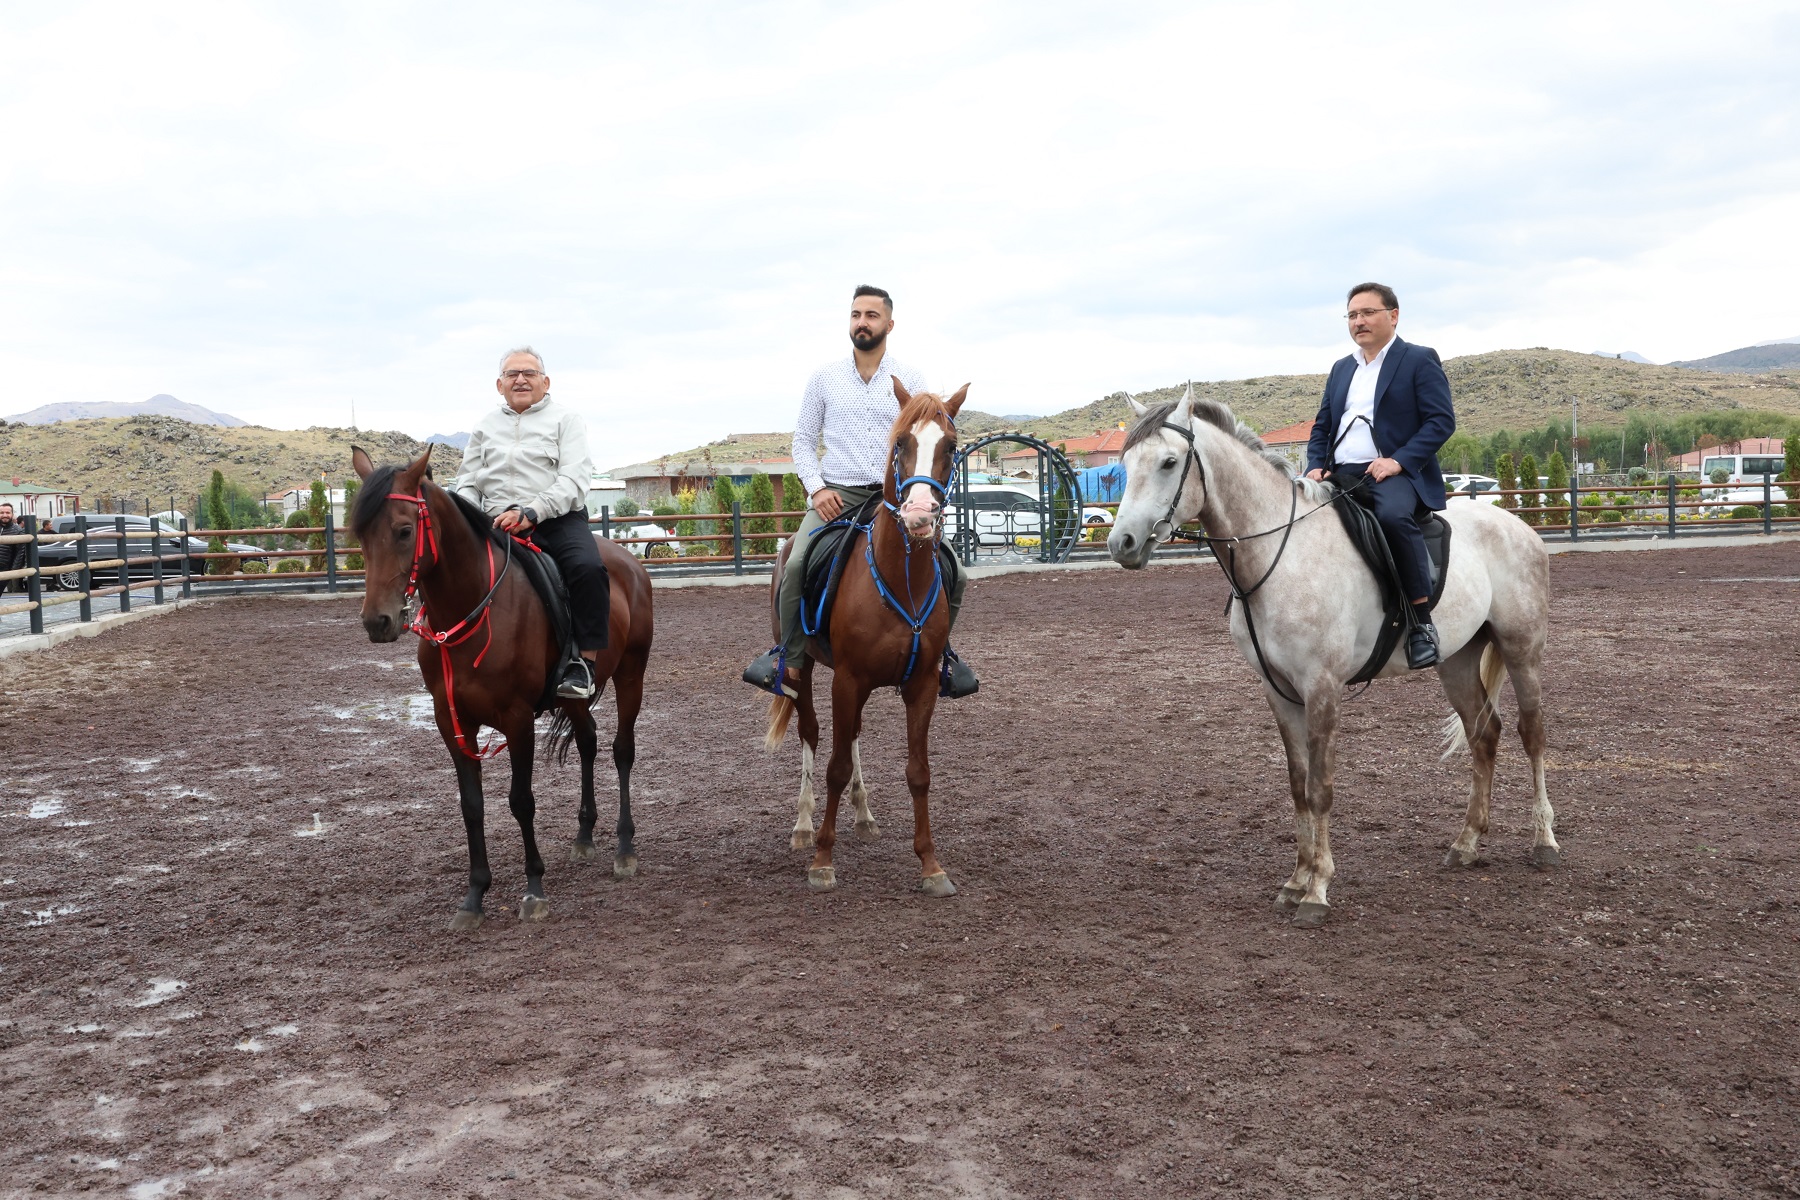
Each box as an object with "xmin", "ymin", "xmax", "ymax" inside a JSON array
[{"xmin": 451, "ymin": 396, "xmax": 593, "ymax": 522}]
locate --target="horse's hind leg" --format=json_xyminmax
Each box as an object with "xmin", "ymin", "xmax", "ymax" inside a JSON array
[
  {"xmin": 850, "ymin": 737, "xmax": 878, "ymax": 842},
  {"xmin": 1439, "ymin": 637, "xmax": 1503, "ymax": 869},
  {"xmin": 569, "ymin": 701, "xmax": 602, "ymax": 863},
  {"xmin": 610, "ymin": 650, "xmax": 648, "ymax": 879},
  {"xmin": 1496, "ymin": 633, "xmax": 1560, "ymax": 868},
  {"xmin": 507, "ymin": 725, "xmax": 550, "ymax": 920},
  {"xmin": 809, "ymin": 672, "xmax": 870, "ymax": 891},
  {"xmin": 791, "ymin": 663, "xmax": 821, "ymax": 850},
  {"xmin": 450, "ymin": 752, "xmax": 491, "ymax": 932}
]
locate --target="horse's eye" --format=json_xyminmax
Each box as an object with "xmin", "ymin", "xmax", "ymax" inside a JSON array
[
  {"xmin": 398, "ymin": 525, "xmax": 413, "ymax": 539},
  {"xmin": 1162, "ymin": 456, "xmax": 1178, "ymax": 470}
]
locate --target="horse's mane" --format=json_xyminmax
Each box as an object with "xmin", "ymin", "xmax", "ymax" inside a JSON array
[
  {"xmin": 1123, "ymin": 395, "xmax": 1332, "ymax": 503},
  {"xmin": 350, "ymin": 464, "xmax": 496, "ymax": 540},
  {"xmin": 889, "ymin": 389, "xmax": 953, "ymax": 442}
]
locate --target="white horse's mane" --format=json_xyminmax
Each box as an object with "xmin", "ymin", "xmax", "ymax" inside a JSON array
[{"xmin": 1124, "ymin": 395, "xmax": 1333, "ymax": 504}]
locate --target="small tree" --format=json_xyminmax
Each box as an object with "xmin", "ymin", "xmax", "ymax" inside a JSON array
[
  {"xmin": 341, "ymin": 476, "xmax": 361, "ymax": 569},
  {"xmin": 1516, "ymin": 453, "xmax": 1540, "ymax": 526},
  {"xmin": 1495, "ymin": 453, "xmax": 1518, "ymax": 514},
  {"xmin": 307, "ymin": 480, "xmax": 329, "ymax": 570},
  {"xmin": 746, "ymin": 472, "xmax": 777, "ymax": 555},
  {"xmin": 674, "ymin": 486, "xmax": 700, "ymax": 555},
  {"xmin": 204, "ymin": 469, "xmax": 233, "ymax": 575},
  {"xmin": 689, "ymin": 484, "xmax": 720, "ymax": 556},
  {"xmin": 1546, "ymin": 451, "xmax": 1570, "ymax": 526},
  {"xmin": 780, "ymin": 472, "xmax": 805, "ymax": 533},
  {"xmin": 612, "ymin": 495, "xmax": 639, "ymax": 518}
]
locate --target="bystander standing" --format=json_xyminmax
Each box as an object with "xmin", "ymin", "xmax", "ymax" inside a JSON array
[{"xmin": 0, "ymin": 502, "xmax": 26, "ymax": 592}]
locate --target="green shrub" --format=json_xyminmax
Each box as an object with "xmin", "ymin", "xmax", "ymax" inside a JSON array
[
  {"xmin": 1710, "ymin": 468, "xmax": 1730, "ymax": 485},
  {"xmin": 346, "ymin": 553, "xmax": 364, "ymax": 570},
  {"xmin": 612, "ymin": 496, "xmax": 639, "ymax": 518},
  {"xmin": 1628, "ymin": 466, "xmax": 1650, "ymax": 485},
  {"xmin": 1545, "ymin": 451, "xmax": 1570, "ymax": 524},
  {"xmin": 1729, "ymin": 504, "xmax": 1760, "ymax": 520},
  {"xmin": 746, "ymin": 473, "xmax": 777, "ymax": 554},
  {"xmin": 780, "ymin": 473, "xmax": 805, "ymax": 533},
  {"xmin": 1496, "ymin": 453, "xmax": 1518, "ymax": 512},
  {"xmin": 1598, "ymin": 510, "xmax": 1623, "ymax": 523},
  {"xmin": 275, "ymin": 558, "xmax": 305, "ymax": 573},
  {"xmin": 241, "ymin": 559, "xmax": 270, "ymax": 574},
  {"xmin": 1517, "ymin": 453, "xmax": 1539, "ymax": 526}
]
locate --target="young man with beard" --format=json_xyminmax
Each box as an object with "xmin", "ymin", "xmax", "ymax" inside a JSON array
[
  {"xmin": 743, "ymin": 285, "xmax": 978, "ymax": 698},
  {"xmin": 0, "ymin": 503, "xmax": 24, "ymax": 592}
]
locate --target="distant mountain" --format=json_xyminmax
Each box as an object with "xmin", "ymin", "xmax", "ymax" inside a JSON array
[
  {"xmin": 1756, "ymin": 335, "xmax": 1800, "ymax": 346},
  {"xmin": 4, "ymin": 394, "xmax": 248, "ymax": 426},
  {"xmin": 1591, "ymin": 351, "xmax": 1653, "ymax": 364},
  {"xmin": 426, "ymin": 432, "xmax": 470, "ymax": 449},
  {"xmin": 1668, "ymin": 343, "xmax": 1800, "ymax": 373}
]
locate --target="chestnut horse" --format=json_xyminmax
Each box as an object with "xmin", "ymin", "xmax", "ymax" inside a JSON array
[
  {"xmin": 351, "ymin": 446, "xmax": 654, "ymax": 931},
  {"xmin": 765, "ymin": 380, "xmax": 970, "ymax": 896}
]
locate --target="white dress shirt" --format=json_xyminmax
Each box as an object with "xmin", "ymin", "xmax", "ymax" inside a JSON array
[
  {"xmin": 1334, "ymin": 334, "xmax": 1396, "ymax": 464},
  {"xmin": 791, "ymin": 353, "xmax": 930, "ymax": 496}
]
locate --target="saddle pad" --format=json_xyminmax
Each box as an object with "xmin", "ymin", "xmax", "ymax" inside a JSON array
[
  {"xmin": 511, "ymin": 532, "xmax": 579, "ymax": 712},
  {"xmin": 801, "ymin": 503, "xmax": 960, "ymax": 658},
  {"xmin": 1331, "ymin": 489, "xmax": 1451, "ymax": 684}
]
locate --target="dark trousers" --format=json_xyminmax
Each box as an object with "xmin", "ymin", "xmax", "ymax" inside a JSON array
[
  {"xmin": 530, "ymin": 509, "xmax": 610, "ymax": 651},
  {"xmin": 1338, "ymin": 463, "xmax": 1434, "ymax": 607}
]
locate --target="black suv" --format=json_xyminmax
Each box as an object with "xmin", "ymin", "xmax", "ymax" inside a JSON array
[{"xmin": 31, "ymin": 515, "xmax": 211, "ymax": 590}]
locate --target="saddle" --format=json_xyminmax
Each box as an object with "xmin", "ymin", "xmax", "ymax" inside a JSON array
[
  {"xmin": 448, "ymin": 492, "xmax": 580, "ymax": 712},
  {"xmin": 1329, "ymin": 480, "xmax": 1451, "ymax": 684},
  {"xmin": 798, "ymin": 498, "xmax": 962, "ymax": 662}
]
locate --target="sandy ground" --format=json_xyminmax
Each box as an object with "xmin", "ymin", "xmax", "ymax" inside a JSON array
[{"xmin": 1, "ymin": 542, "xmax": 1797, "ymax": 1198}]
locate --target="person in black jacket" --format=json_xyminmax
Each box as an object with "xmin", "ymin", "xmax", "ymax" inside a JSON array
[
  {"xmin": 0, "ymin": 503, "xmax": 25, "ymax": 592},
  {"xmin": 1304, "ymin": 282, "xmax": 1456, "ymax": 669}
]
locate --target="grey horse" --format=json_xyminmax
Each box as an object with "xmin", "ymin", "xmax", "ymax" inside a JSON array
[{"xmin": 1107, "ymin": 387, "xmax": 1559, "ymax": 926}]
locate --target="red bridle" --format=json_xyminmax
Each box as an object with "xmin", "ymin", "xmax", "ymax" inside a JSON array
[{"xmin": 385, "ymin": 489, "xmax": 507, "ymax": 760}]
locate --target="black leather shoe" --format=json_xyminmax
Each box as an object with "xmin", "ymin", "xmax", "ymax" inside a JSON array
[
  {"xmin": 939, "ymin": 648, "xmax": 980, "ymax": 698},
  {"xmin": 1407, "ymin": 622, "xmax": 1440, "ymax": 670},
  {"xmin": 742, "ymin": 649, "xmax": 798, "ymax": 698},
  {"xmin": 556, "ymin": 658, "xmax": 596, "ymax": 699}
]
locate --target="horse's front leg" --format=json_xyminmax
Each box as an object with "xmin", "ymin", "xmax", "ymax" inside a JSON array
[
  {"xmin": 791, "ymin": 660, "xmax": 821, "ymax": 850},
  {"xmin": 903, "ymin": 677, "xmax": 955, "ymax": 897},
  {"xmin": 506, "ymin": 718, "xmax": 550, "ymax": 921},
  {"xmin": 1292, "ymin": 688, "xmax": 1339, "ymax": 926},
  {"xmin": 449, "ymin": 750, "xmax": 490, "ymax": 932},
  {"xmin": 849, "ymin": 735, "xmax": 878, "ymax": 842},
  {"xmin": 569, "ymin": 700, "xmax": 601, "ymax": 863},
  {"xmin": 808, "ymin": 670, "xmax": 869, "ymax": 891},
  {"xmin": 1266, "ymin": 691, "xmax": 1313, "ymax": 912}
]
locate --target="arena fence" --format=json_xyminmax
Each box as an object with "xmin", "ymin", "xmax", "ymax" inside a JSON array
[{"xmin": 3, "ymin": 475, "xmax": 1794, "ymax": 638}]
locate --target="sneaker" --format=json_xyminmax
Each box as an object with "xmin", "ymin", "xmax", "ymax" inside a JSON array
[
  {"xmin": 1406, "ymin": 622, "xmax": 1440, "ymax": 670},
  {"xmin": 556, "ymin": 658, "xmax": 596, "ymax": 699},
  {"xmin": 939, "ymin": 648, "xmax": 980, "ymax": 698},
  {"xmin": 742, "ymin": 648, "xmax": 798, "ymax": 698}
]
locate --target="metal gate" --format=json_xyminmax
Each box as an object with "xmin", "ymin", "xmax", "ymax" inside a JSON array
[{"xmin": 950, "ymin": 434, "xmax": 1084, "ymax": 567}]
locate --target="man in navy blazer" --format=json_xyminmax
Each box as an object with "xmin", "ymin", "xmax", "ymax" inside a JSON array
[{"xmin": 1304, "ymin": 282, "xmax": 1456, "ymax": 668}]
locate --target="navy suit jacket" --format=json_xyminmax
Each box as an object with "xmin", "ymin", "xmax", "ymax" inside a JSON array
[{"xmin": 1304, "ymin": 336, "xmax": 1455, "ymax": 511}]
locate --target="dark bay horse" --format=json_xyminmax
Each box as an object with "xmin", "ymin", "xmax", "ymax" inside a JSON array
[
  {"xmin": 765, "ymin": 380, "xmax": 969, "ymax": 896},
  {"xmin": 351, "ymin": 446, "xmax": 654, "ymax": 931}
]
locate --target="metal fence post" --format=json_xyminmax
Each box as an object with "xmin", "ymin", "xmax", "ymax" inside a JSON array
[
  {"xmin": 114, "ymin": 515, "xmax": 131, "ymax": 613},
  {"xmin": 150, "ymin": 516, "xmax": 166, "ymax": 606},
  {"xmin": 1567, "ymin": 477, "xmax": 1580, "ymax": 541},
  {"xmin": 600, "ymin": 505, "xmax": 611, "ymax": 542},
  {"xmin": 324, "ymin": 509, "xmax": 339, "ymax": 593},
  {"xmin": 76, "ymin": 514, "xmax": 92, "ymax": 622},
  {"xmin": 24, "ymin": 515, "xmax": 44, "ymax": 635},
  {"xmin": 1666, "ymin": 475, "xmax": 1677, "ymax": 537},
  {"xmin": 179, "ymin": 518, "xmax": 194, "ymax": 598},
  {"xmin": 1764, "ymin": 474, "xmax": 1774, "ymax": 536},
  {"xmin": 730, "ymin": 502, "xmax": 744, "ymax": 575}
]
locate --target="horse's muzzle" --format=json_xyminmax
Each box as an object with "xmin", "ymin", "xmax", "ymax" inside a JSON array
[
  {"xmin": 1107, "ymin": 527, "xmax": 1153, "ymax": 570},
  {"xmin": 362, "ymin": 610, "xmax": 402, "ymax": 642}
]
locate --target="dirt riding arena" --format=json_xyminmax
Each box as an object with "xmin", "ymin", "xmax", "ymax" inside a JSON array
[{"xmin": 3, "ymin": 542, "xmax": 1798, "ymax": 1198}]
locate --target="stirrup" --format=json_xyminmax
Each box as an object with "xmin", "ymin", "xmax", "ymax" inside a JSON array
[
  {"xmin": 742, "ymin": 647, "xmax": 798, "ymax": 698},
  {"xmin": 1406, "ymin": 622, "xmax": 1440, "ymax": 671},
  {"xmin": 939, "ymin": 647, "xmax": 979, "ymax": 699},
  {"xmin": 556, "ymin": 658, "xmax": 596, "ymax": 699}
]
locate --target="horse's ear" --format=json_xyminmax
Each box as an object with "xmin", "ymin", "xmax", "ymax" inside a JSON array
[
  {"xmin": 943, "ymin": 383, "xmax": 970, "ymax": 418},
  {"xmin": 1176, "ymin": 381, "xmax": 1195, "ymax": 420},
  {"xmin": 399, "ymin": 444, "xmax": 433, "ymax": 492},
  {"xmin": 351, "ymin": 446, "xmax": 374, "ymax": 480},
  {"xmin": 892, "ymin": 376, "xmax": 913, "ymax": 406},
  {"xmin": 1125, "ymin": 392, "xmax": 1147, "ymax": 418}
]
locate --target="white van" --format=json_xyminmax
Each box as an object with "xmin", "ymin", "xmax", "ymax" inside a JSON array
[{"xmin": 1699, "ymin": 452, "xmax": 1785, "ymax": 485}]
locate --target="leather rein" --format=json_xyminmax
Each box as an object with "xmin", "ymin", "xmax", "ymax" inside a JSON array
[{"xmin": 388, "ymin": 488, "xmax": 517, "ymax": 759}]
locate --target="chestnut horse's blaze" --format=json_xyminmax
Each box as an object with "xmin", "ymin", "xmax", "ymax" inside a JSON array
[
  {"xmin": 765, "ymin": 379, "xmax": 971, "ymax": 896},
  {"xmin": 350, "ymin": 445, "xmax": 655, "ymax": 931}
]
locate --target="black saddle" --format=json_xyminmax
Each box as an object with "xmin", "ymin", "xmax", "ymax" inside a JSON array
[
  {"xmin": 798, "ymin": 499, "xmax": 961, "ymax": 662},
  {"xmin": 447, "ymin": 493, "xmax": 579, "ymax": 712},
  {"xmin": 1329, "ymin": 482, "xmax": 1451, "ymax": 684}
]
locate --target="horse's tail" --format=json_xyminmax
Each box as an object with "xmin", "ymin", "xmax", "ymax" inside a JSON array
[
  {"xmin": 764, "ymin": 695, "xmax": 796, "ymax": 754},
  {"xmin": 544, "ymin": 699, "xmax": 595, "ymax": 766},
  {"xmin": 1440, "ymin": 640, "xmax": 1507, "ymax": 760}
]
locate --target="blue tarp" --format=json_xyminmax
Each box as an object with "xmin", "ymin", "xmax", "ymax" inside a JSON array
[{"xmin": 1074, "ymin": 463, "xmax": 1127, "ymax": 504}]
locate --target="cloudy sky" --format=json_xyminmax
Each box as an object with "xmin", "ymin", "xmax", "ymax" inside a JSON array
[{"xmin": 3, "ymin": 1, "xmax": 1796, "ymax": 467}]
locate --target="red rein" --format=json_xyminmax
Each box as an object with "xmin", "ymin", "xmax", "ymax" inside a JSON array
[{"xmin": 388, "ymin": 491, "xmax": 507, "ymax": 761}]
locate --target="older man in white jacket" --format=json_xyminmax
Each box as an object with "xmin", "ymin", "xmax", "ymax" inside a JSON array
[{"xmin": 453, "ymin": 346, "xmax": 603, "ymax": 698}]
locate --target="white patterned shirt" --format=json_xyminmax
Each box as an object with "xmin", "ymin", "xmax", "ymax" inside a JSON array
[
  {"xmin": 792, "ymin": 353, "xmax": 930, "ymax": 497},
  {"xmin": 1335, "ymin": 333, "xmax": 1395, "ymax": 464}
]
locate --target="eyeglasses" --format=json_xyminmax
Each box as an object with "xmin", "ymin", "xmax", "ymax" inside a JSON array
[
  {"xmin": 1345, "ymin": 307, "xmax": 1394, "ymax": 321},
  {"xmin": 502, "ymin": 370, "xmax": 544, "ymax": 380}
]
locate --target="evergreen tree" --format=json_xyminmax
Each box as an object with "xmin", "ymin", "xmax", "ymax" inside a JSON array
[
  {"xmin": 674, "ymin": 487, "xmax": 700, "ymax": 556},
  {"xmin": 1546, "ymin": 451, "xmax": 1570, "ymax": 525},
  {"xmin": 204, "ymin": 470, "xmax": 231, "ymax": 574},
  {"xmin": 1495, "ymin": 453, "xmax": 1518, "ymax": 514},
  {"xmin": 341, "ymin": 476, "xmax": 361, "ymax": 566},
  {"xmin": 1517, "ymin": 453, "xmax": 1540, "ymax": 526},
  {"xmin": 307, "ymin": 480, "xmax": 329, "ymax": 570},
  {"xmin": 690, "ymin": 484, "xmax": 720, "ymax": 556},
  {"xmin": 780, "ymin": 472, "xmax": 805, "ymax": 533},
  {"xmin": 746, "ymin": 473, "xmax": 777, "ymax": 555}
]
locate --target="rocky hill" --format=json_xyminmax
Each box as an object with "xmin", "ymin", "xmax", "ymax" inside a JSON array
[
  {"xmin": 1668, "ymin": 343, "xmax": 1800, "ymax": 374},
  {"xmin": 0, "ymin": 415, "xmax": 459, "ymax": 507}
]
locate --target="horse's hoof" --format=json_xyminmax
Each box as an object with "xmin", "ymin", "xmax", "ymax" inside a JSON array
[
  {"xmin": 570, "ymin": 841, "xmax": 597, "ymax": 863},
  {"xmin": 853, "ymin": 819, "xmax": 880, "ymax": 843},
  {"xmin": 1532, "ymin": 845, "xmax": 1563, "ymax": 869},
  {"xmin": 449, "ymin": 909, "xmax": 484, "ymax": 932},
  {"xmin": 791, "ymin": 829, "xmax": 815, "ymax": 850},
  {"xmin": 613, "ymin": 854, "xmax": 638, "ymax": 879},
  {"xmin": 519, "ymin": 895, "xmax": 549, "ymax": 922},
  {"xmin": 1274, "ymin": 887, "xmax": 1303, "ymax": 911},
  {"xmin": 808, "ymin": 866, "xmax": 837, "ymax": 892},
  {"xmin": 1442, "ymin": 848, "xmax": 1483, "ymax": 869},
  {"xmin": 1291, "ymin": 901, "xmax": 1330, "ymax": 928},
  {"xmin": 919, "ymin": 871, "xmax": 957, "ymax": 898}
]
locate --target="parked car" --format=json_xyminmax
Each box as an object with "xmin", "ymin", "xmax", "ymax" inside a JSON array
[
  {"xmin": 943, "ymin": 485, "xmax": 1113, "ymax": 547},
  {"xmin": 1703, "ymin": 483, "xmax": 1789, "ymax": 516},
  {"xmin": 616, "ymin": 522, "xmax": 683, "ymax": 559},
  {"xmin": 33, "ymin": 514, "xmax": 210, "ymax": 589},
  {"xmin": 1443, "ymin": 474, "xmax": 1503, "ymax": 504}
]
